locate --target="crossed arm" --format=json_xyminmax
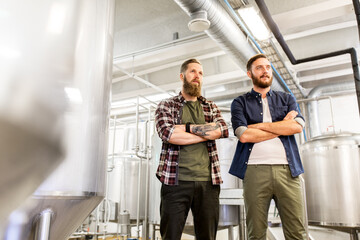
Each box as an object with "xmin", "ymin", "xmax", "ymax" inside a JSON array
[
  {"xmin": 168, "ymin": 122, "xmax": 221, "ymax": 145},
  {"xmin": 239, "ymin": 110, "xmax": 303, "ymax": 143}
]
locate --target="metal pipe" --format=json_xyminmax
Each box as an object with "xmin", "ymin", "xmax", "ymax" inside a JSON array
[
  {"xmin": 350, "ymin": 229, "xmax": 359, "ymax": 240},
  {"xmin": 34, "ymin": 209, "xmax": 53, "ymax": 240},
  {"xmin": 255, "ymin": 0, "xmax": 297, "ymax": 64},
  {"xmin": 299, "ymin": 176, "xmax": 310, "ymax": 240},
  {"xmin": 135, "ymin": 96, "xmax": 142, "ymax": 238},
  {"xmin": 239, "ymin": 205, "xmax": 246, "ymax": 240},
  {"xmin": 109, "ymin": 116, "xmax": 117, "ymax": 172},
  {"xmin": 173, "ymin": 0, "xmax": 256, "ymax": 74},
  {"xmin": 353, "ymin": 0, "xmax": 360, "ymax": 42},
  {"xmin": 255, "ymin": 0, "xmax": 360, "ymax": 116},
  {"xmin": 221, "ymin": 0, "xmax": 292, "ymax": 93},
  {"xmin": 113, "ymin": 33, "xmax": 207, "ymax": 62},
  {"xmin": 297, "ymin": 96, "xmax": 337, "ymax": 138},
  {"xmin": 95, "ymin": 205, "xmax": 100, "ymax": 240},
  {"xmin": 115, "ymin": 66, "xmax": 169, "ymax": 95},
  {"xmin": 142, "ymin": 107, "xmax": 152, "ymax": 240},
  {"xmin": 268, "ymin": 39, "xmax": 307, "ymax": 97},
  {"xmin": 301, "ymin": 82, "xmax": 355, "ymax": 138}
]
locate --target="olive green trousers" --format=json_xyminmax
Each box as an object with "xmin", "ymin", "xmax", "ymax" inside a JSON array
[{"xmin": 243, "ymin": 165, "xmax": 307, "ymax": 240}]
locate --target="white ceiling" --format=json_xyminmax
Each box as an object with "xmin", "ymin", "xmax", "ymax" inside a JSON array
[{"xmin": 111, "ymin": 0, "xmax": 359, "ymax": 118}]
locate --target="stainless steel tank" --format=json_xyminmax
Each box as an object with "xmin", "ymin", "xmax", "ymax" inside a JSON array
[
  {"xmin": 0, "ymin": 0, "xmax": 78, "ymax": 224},
  {"xmin": 300, "ymin": 133, "xmax": 360, "ymax": 228},
  {"xmin": 3, "ymin": 1, "xmax": 115, "ymax": 239},
  {"xmin": 107, "ymin": 121, "xmax": 152, "ymax": 220}
]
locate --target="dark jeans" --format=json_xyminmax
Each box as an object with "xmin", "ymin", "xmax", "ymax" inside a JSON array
[{"xmin": 160, "ymin": 181, "xmax": 220, "ymax": 240}]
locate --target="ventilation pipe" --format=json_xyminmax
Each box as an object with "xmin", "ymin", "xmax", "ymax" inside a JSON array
[{"xmin": 173, "ymin": 0, "xmax": 287, "ymax": 92}]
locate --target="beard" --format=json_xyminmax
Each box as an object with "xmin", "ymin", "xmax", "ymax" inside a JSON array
[
  {"xmin": 250, "ymin": 72, "xmax": 273, "ymax": 88},
  {"xmin": 183, "ymin": 76, "xmax": 202, "ymax": 97}
]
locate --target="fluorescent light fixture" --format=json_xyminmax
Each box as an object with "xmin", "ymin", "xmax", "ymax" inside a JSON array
[{"xmin": 238, "ymin": 7, "xmax": 270, "ymax": 41}]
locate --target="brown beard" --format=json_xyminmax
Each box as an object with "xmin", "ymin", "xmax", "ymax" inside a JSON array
[
  {"xmin": 183, "ymin": 76, "xmax": 201, "ymax": 97},
  {"xmin": 250, "ymin": 72, "xmax": 273, "ymax": 88}
]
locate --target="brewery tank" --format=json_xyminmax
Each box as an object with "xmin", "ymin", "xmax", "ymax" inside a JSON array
[
  {"xmin": 107, "ymin": 121, "xmax": 150, "ymax": 220},
  {"xmin": 3, "ymin": 1, "xmax": 116, "ymax": 240},
  {"xmin": 300, "ymin": 133, "xmax": 360, "ymax": 228},
  {"xmin": 0, "ymin": 0, "xmax": 72, "ymax": 223}
]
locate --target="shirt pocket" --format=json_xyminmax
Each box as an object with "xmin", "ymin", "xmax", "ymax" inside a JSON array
[{"xmin": 273, "ymin": 106, "xmax": 289, "ymax": 121}]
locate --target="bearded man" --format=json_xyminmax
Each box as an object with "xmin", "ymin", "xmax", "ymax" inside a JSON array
[
  {"xmin": 229, "ymin": 54, "xmax": 307, "ymax": 240},
  {"xmin": 155, "ymin": 58, "xmax": 228, "ymax": 240}
]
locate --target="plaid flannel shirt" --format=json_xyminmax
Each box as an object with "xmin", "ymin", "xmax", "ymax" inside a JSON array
[{"xmin": 155, "ymin": 92, "xmax": 229, "ymax": 185}]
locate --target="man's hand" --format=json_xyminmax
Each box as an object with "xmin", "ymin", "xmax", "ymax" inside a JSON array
[{"xmin": 283, "ymin": 110, "xmax": 298, "ymax": 120}]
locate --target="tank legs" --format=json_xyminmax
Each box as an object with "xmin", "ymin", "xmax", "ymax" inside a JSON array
[
  {"xmin": 239, "ymin": 205, "xmax": 247, "ymax": 240},
  {"xmin": 350, "ymin": 229, "xmax": 359, "ymax": 240},
  {"xmin": 34, "ymin": 209, "xmax": 53, "ymax": 240}
]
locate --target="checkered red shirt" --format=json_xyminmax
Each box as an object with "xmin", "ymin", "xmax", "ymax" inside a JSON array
[{"xmin": 155, "ymin": 92, "xmax": 229, "ymax": 185}]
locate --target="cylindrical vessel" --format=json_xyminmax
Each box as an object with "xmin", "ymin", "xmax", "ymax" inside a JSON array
[
  {"xmin": 5, "ymin": 1, "xmax": 115, "ymax": 239},
  {"xmin": 119, "ymin": 210, "xmax": 131, "ymax": 235},
  {"xmin": 107, "ymin": 122, "xmax": 152, "ymax": 220},
  {"xmin": 300, "ymin": 133, "xmax": 360, "ymax": 228},
  {"xmin": 0, "ymin": 0, "xmax": 81, "ymax": 223}
]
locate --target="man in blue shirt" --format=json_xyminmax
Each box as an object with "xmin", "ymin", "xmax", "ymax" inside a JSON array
[{"xmin": 229, "ymin": 53, "xmax": 307, "ymax": 240}]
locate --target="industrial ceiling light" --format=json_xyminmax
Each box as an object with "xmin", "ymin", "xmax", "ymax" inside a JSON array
[
  {"xmin": 188, "ymin": 10, "xmax": 210, "ymax": 32},
  {"xmin": 238, "ymin": 6, "xmax": 270, "ymax": 41}
]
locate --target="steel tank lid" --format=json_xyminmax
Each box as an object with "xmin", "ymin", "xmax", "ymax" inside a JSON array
[{"xmin": 301, "ymin": 132, "xmax": 360, "ymax": 148}]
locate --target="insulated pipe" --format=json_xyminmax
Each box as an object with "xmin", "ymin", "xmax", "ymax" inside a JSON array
[
  {"xmin": 34, "ymin": 209, "xmax": 53, "ymax": 240},
  {"xmin": 174, "ymin": 0, "xmax": 256, "ymax": 69},
  {"xmin": 255, "ymin": 0, "xmax": 360, "ymax": 116},
  {"xmin": 173, "ymin": 0, "xmax": 295, "ymax": 94}
]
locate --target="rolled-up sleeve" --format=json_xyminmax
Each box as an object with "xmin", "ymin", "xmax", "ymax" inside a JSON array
[
  {"xmin": 231, "ymin": 97, "xmax": 248, "ymax": 139},
  {"xmin": 210, "ymin": 102, "xmax": 229, "ymax": 138},
  {"xmin": 234, "ymin": 126, "xmax": 248, "ymax": 139},
  {"xmin": 155, "ymin": 100, "xmax": 175, "ymax": 142},
  {"xmin": 287, "ymin": 94, "xmax": 305, "ymax": 129}
]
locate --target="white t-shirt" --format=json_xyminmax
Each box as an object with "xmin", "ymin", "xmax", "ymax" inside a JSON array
[{"xmin": 248, "ymin": 97, "xmax": 288, "ymax": 165}]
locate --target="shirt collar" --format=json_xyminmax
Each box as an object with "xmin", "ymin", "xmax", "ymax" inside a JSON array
[
  {"xmin": 250, "ymin": 88, "xmax": 273, "ymax": 97},
  {"xmin": 177, "ymin": 92, "xmax": 206, "ymax": 103}
]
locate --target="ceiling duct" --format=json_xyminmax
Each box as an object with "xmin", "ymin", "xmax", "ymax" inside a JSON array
[
  {"xmin": 188, "ymin": 10, "xmax": 211, "ymax": 32},
  {"xmin": 173, "ymin": 0, "xmax": 287, "ymax": 92}
]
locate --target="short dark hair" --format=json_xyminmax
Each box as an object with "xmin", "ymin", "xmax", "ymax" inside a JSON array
[
  {"xmin": 180, "ymin": 58, "xmax": 202, "ymax": 74},
  {"xmin": 246, "ymin": 53, "xmax": 268, "ymax": 71}
]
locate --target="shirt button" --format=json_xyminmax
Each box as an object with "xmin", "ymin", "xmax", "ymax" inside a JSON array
[
  {"xmin": 249, "ymin": 148, "xmax": 251, "ymax": 151},
  {"xmin": 260, "ymin": 112, "xmax": 263, "ymax": 115},
  {"xmin": 260, "ymin": 101, "xmax": 262, "ymax": 103}
]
